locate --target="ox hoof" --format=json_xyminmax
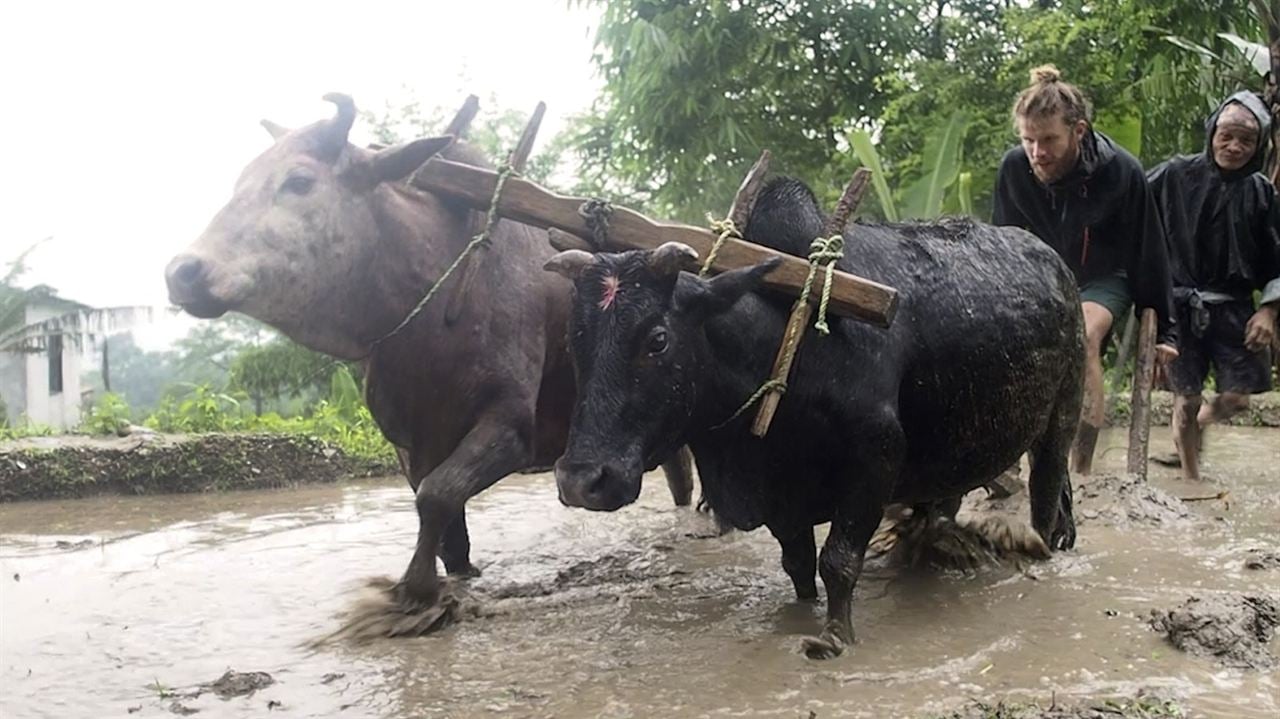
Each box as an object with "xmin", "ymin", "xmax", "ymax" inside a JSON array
[
  {"xmin": 447, "ymin": 564, "xmax": 483, "ymax": 580},
  {"xmin": 1050, "ymin": 513, "xmax": 1076, "ymax": 552},
  {"xmin": 800, "ymin": 628, "xmax": 848, "ymax": 660}
]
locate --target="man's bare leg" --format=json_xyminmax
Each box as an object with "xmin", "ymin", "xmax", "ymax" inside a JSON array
[
  {"xmin": 1072, "ymin": 302, "xmax": 1115, "ymax": 475},
  {"xmin": 1172, "ymin": 393, "xmax": 1204, "ymax": 480}
]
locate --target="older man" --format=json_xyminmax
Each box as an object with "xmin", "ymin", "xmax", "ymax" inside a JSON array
[{"xmin": 1147, "ymin": 91, "xmax": 1280, "ymax": 479}]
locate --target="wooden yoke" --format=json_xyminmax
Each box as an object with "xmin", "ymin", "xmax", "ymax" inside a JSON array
[
  {"xmin": 416, "ymin": 160, "xmax": 899, "ymax": 326},
  {"xmin": 445, "ymin": 100, "xmax": 545, "ymax": 325},
  {"xmin": 751, "ymin": 169, "xmax": 873, "ymax": 437}
]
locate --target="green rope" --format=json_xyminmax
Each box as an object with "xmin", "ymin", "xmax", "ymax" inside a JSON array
[
  {"xmin": 710, "ymin": 233, "xmax": 845, "ymax": 431},
  {"xmin": 710, "ymin": 379, "xmax": 787, "ymax": 431},
  {"xmin": 805, "ymin": 235, "xmax": 845, "ymax": 335},
  {"xmin": 369, "ymin": 164, "xmax": 516, "ymax": 351},
  {"xmin": 701, "ymin": 215, "xmax": 741, "ymax": 277}
]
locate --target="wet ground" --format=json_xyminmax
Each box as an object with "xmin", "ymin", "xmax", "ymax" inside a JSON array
[{"xmin": 1, "ymin": 428, "xmax": 1277, "ymax": 718}]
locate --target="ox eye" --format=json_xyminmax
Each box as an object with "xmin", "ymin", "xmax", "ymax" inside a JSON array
[
  {"xmin": 646, "ymin": 328, "xmax": 669, "ymax": 356},
  {"xmin": 282, "ymin": 174, "xmax": 315, "ymax": 195}
]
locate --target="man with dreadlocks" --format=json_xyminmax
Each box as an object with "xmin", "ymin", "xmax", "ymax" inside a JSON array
[
  {"xmin": 1147, "ymin": 91, "xmax": 1280, "ymax": 480},
  {"xmin": 993, "ymin": 65, "xmax": 1178, "ymax": 475}
]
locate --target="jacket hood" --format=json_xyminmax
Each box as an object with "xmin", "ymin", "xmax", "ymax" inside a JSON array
[
  {"xmin": 1204, "ymin": 90, "xmax": 1271, "ymax": 177},
  {"xmin": 1047, "ymin": 129, "xmax": 1116, "ymax": 191}
]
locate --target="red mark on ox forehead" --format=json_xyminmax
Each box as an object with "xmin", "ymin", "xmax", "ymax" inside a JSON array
[{"xmin": 598, "ymin": 274, "xmax": 621, "ymax": 310}]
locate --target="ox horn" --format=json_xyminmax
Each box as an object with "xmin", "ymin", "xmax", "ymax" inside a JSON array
[
  {"xmin": 544, "ymin": 250, "xmax": 597, "ymax": 280},
  {"xmin": 260, "ymin": 119, "xmax": 290, "ymax": 140},
  {"xmin": 647, "ymin": 242, "xmax": 699, "ymax": 277},
  {"xmin": 314, "ymin": 92, "xmax": 357, "ymax": 159}
]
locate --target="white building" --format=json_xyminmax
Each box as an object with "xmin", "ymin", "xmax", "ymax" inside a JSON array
[{"xmin": 0, "ymin": 292, "xmax": 87, "ymax": 430}]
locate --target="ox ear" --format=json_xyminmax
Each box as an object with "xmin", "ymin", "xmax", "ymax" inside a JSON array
[
  {"xmin": 544, "ymin": 250, "xmax": 597, "ymax": 280},
  {"xmin": 675, "ymin": 258, "xmax": 781, "ymax": 321},
  {"xmin": 368, "ymin": 135, "xmax": 455, "ymax": 183},
  {"xmin": 261, "ymin": 119, "xmax": 290, "ymax": 140}
]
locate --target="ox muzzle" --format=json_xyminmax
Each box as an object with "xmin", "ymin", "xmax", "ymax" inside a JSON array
[
  {"xmin": 553, "ymin": 454, "xmax": 643, "ymax": 511},
  {"xmin": 164, "ymin": 253, "xmax": 229, "ymax": 318}
]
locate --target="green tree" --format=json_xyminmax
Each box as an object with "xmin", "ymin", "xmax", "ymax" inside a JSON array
[{"xmin": 575, "ymin": 0, "xmax": 931, "ymax": 221}]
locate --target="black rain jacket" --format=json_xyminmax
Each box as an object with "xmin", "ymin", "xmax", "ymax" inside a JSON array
[
  {"xmin": 994, "ymin": 130, "xmax": 1178, "ymax": 345},
  {"xmin": 1146, "ymin": 91, "xmax": 1280, "ymax": 311}
]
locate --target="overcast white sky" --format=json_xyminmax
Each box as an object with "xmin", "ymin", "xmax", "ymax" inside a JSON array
[{"xmin": 0, "ymin": 0, "xmax": 602, "ymax": 347}]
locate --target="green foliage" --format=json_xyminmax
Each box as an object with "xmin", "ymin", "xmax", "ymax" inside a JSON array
[
  {"xmin": 899, "ymin": 111, "xmax": 972, "ymax": 220},
  {"xmin": 579, "ymin": 0, "xmax": 1263, "ymax": 223},
  {"xmin": 849, "ymin": 129, "xmax": 899, "ymax": 221},
  {"xmin": 576, "ymin": 0, "xmax": 929, "ymax": 221},
  {"xmin": 138, "ymin": 368, "xmax": 394, "ymax": 464},
  {"xmin": 0, "ymin": 419, "xmax": 55, "ymax": 441},
  {"xmin": 81, "ymin": 392, "xmax": 132, "ymax": 436},
  {"xmin": 849, "ymin": 111, "xmax": 971, "ymax": 221}
]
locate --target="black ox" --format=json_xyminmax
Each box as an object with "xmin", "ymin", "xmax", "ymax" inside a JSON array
[{"xmin": 545, "ymin": 178, "xmax": 1083, "ymax": 659}]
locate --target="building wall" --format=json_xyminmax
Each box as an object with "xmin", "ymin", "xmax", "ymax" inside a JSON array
[
  {"xmin": 0, "ymin": 352, "xmax": 24, "ymax": 425},
  {"xmin": 15, "ymin": 303, "xmax": 83, "ymax": 430}
]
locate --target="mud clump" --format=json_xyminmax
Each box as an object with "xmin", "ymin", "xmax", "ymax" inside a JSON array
[
  {"xmin": 1149, "ymin": 593, "xmax": 1280, "ymax": 670},
  {"xmin": 932, "ymin": 693, "xmax": 1184, "ymax": 718},
  {"xmin": 1244, "ymin": 549, "xmax": 1280, "ymax": 571},
  {"xmin": 203, "ymin": 670, "xmax": 275, "ymax": 698},
  {"xmin": 1073, "ymin": 474, "xmax": 1189, "ymax": 527}
]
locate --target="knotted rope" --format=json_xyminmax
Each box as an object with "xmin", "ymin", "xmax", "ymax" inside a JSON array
[
  {"xmin": 578, "ymin": 198, "xmax": 614, "ymax": 250},
  {"xmin": 367, "ymin": 164, "xmax": 516, "ymax": 352},
  {"xmin": 804, "ymin": 235, "xmax": 844, "ymax": 336},
  {"xmin": 701, "ymin": 215, "xmax": 741, "ymax": 277},
  {"xmin": 711, "ymin": 233, "xmax": 845, "ymax": 430}
]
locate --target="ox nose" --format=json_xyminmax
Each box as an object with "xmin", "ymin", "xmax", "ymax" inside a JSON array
[
  {"xmin": 165, "ymin": 254, "xmax": 207, "ymax": 298},
  {"xmin": 554, "ymin": 458, "xmax": 635, "ymax": 511}
]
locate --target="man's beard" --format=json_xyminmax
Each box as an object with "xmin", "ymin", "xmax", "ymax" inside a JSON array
[{"xmin": 1032, "ymin": 134, "xmax": 1081, "ymax": 184}]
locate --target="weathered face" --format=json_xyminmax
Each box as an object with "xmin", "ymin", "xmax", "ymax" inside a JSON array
[
  {"xmin": 1017, "ymin": 112, "xmax": 1086, "ymax": 184},
  {"xmin": 164, "ymin": 95, "xmax": 452, "ymax": 357},
  {"xmin": 546, "ymin": 244, "xmax": 774, "ymax": 511},
  {"xmin": 1211, "ymin": 103, "xmax": 1260, "ymax": 172}
]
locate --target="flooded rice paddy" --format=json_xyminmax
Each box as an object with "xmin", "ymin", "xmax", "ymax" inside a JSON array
[{"xmin": 1, "ymin": 428, "xmax": 1277, "ymax": 717}]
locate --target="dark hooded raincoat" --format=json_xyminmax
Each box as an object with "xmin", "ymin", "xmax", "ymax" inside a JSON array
[
  {"xmin": 993, "ymin": 130, "xmax": 1178, "ymax": 345},
  {"xmin": 1146, "ymin": 91, "xmax": 1280, "ymax": 318}
]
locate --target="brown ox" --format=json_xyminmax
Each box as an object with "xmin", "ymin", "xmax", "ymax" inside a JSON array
[{"xmin": 165, "ymin": 94, "xmax": 694, "ymax": 632}]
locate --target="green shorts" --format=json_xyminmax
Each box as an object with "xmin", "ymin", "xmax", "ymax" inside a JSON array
[{"xmin": 1079, "ymin": 274, "xmax": 1132, "ymax": 324}]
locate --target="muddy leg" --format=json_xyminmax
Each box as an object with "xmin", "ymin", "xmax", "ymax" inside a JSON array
[
  {"xmin": 771, "ymin": 527, "xmax": 818, "ymax": 602},
  {"xmin": 398, "ymin": 420, "xmax": 531, "ymax": 629},
  {"xmin": 1072, "ymin": 303, "xmax": 1114, "ymax": 475},
  {"xmin": 802, "ymin": 496, "xmax": 888, "ymax": 660},
  {"xmin": 1031, "ymin": 371, "xmax": 1079, "ymax": 552},
  {"xmin": 1173, "ymin": 393, "xmax": 1204, "ymax": 481},
  {"xmin": 439, "ymin": 510, "xmax": 480, "ymax": 578},
  {"xmin": 661, "ymin": 446, "xmax": 695, "ymax": 507}
]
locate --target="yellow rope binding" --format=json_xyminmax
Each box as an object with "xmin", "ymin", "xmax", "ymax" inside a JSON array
[
  {"xmin": 804, "ymin": 235, "xmax": 844, "ymax": 335},
  {"xmin": 711, "ymin": 232, "xmax": 845, "ymax": 430},
  {"xmin": 701, "ymin": 215, "xmax": 741, "ymax": 277}
]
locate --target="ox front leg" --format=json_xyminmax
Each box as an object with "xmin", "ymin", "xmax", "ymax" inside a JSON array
[
  {"xmin": 440, "ymin": 511, "xmax": 480, "ymax": 578},
  {"xmin": 802, "ymin": 430, "xmax": 900, "ymax": 660},
  {"xmin": 394, "ymin": 419, "xmax": 532, "ymax": 635},
  {"xmin": 771, "ymin": 526, "xmax": 818, "ymax": 602},
  {"xmin": 801, "ymin": 498, "xmax": 887, "ymax": 660}
]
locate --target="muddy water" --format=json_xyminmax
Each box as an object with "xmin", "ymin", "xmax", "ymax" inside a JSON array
[{"xmin": 1, "ymin": 428, "xmax": 1277, "ymax": 718}]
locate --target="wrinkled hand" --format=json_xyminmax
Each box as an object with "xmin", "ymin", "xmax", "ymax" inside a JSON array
[
  {"xmin": 1153, "ymin": 343, "xmax": 1179, "ymax": 388},
  {"xmin": 1244, "ymin": 306, "xmax": 1278, "ymax": 352}
]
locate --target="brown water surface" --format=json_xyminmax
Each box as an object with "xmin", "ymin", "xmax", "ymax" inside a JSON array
[{"xmin": 1, "ymin": 428, "xmax": 1277, "ymax": 718}]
